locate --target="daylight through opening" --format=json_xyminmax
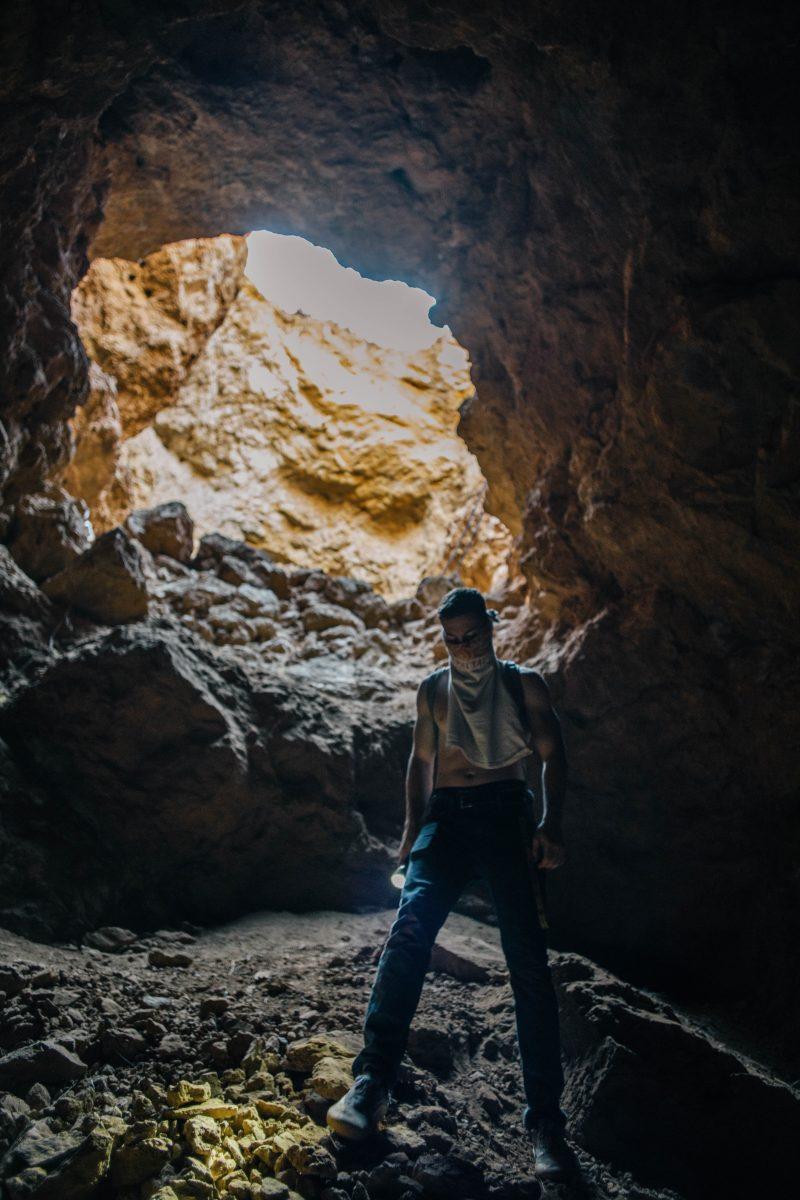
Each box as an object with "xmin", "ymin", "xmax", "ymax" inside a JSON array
[{"xmin": 66, "ymin": 230, "xmax": 513, "ymax": 611}]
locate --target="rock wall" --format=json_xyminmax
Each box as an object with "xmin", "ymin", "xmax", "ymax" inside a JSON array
[
  {"xmin": 69, "ymin": 236, "xmax": 511, "ymax": 598},
  {"xmin": 1, "ymin": 2, "xmax": 799, "ymax": 1064}
]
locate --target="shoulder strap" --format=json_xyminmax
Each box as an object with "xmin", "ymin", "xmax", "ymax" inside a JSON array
[
  {"xmin": 501, "ymin": 660, "xmax": 529, "ymax": 731},
  {"xmin": 425, "ymin": 666, "xmax": 448, "ymax": 749}
]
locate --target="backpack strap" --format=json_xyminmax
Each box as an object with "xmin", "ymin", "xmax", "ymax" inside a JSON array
[
  {"xmin": 424, "ymin": 666, "xmax": 448, "ymax": 751},
  {"xmin": 500, "ymin": 659, "xmax": 530, "ymax": 733}
]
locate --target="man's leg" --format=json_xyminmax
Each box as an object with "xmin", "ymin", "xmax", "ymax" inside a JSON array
[
  {"xmin": 482, "ymin": 808, "xmax": 567, "ymax": 1132},
  {"xmin": 351, "ymin": 821, "xmax": 468, "ymax": 1088}
]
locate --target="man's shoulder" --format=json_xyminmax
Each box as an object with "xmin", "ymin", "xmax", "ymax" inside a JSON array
[{"xmin": 418, "ymin": 664, "xmax": 448, "ymax": 693}]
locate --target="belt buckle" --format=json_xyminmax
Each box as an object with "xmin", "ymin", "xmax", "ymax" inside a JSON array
[{"xmin": 457, "ymin": 791, "xmax": 476, "ymax": 810}]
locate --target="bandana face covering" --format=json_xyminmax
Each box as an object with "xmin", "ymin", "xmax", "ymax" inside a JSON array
[{"xmin": 444, "ymin": 627, "xmax": 532, "ymax": 770}]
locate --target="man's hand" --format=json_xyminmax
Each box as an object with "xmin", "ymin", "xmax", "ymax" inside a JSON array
[{"xmin": 532, "ymin": 823, "xmax": 566, "ymax": 870}]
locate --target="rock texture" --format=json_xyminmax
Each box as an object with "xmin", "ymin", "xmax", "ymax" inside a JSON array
[
  {"xmin": 70, "ymin": 238, "xmax": 511, "ymax": 598},
  {"xmin": 0, "ymin": 509, "xmax": 470, "ymax": 941},
  {"xmin": 0, "ymin": 912, "xmax": 796, "ymax": 1200},
  {"xmin": 1, "ymin": 0, "xmax": 799, "ymax": 1075}
]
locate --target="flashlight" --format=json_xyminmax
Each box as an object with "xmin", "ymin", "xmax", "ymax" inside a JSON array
[{"xmin": 390, "ymin": 857, "xmax": 409, "ymax": 889}]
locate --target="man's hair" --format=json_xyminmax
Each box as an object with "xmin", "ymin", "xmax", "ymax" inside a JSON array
[{"xmin": 437, "ymin": 586, "xmax": 499, "ymax": 625}]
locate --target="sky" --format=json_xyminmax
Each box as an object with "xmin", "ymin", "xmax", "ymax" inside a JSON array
[{"xmin": 244, "ymin": 229, "xmax": 447, "ymax": 353}]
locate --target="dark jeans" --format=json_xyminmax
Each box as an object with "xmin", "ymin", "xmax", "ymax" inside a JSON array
[{"xmin": 352, "ymin": 779, "xmax": 567, "ymax": 1132}]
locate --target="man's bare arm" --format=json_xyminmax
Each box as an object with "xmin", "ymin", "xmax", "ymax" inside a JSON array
[
  {"xmin": 521, "ymin": 669, "xmax": 568, "ymax": 868},
  {"xmin": 399, "ymin": 677, "xmax": 437, "ymax": 861}
]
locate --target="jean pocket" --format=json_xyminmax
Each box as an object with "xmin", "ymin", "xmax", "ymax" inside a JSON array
[{"xmin": 409, "ymin": 819, "xmax": 440, "ymax": 859}]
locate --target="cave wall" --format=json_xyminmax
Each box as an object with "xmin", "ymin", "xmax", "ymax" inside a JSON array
[{"xmin": 1, "ymin": 2, "xmax": 799, "ymax": 1053}]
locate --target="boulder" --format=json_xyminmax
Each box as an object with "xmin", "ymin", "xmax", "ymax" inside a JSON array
[
  {"xmin": 7, "ymin": 490, "xmax": 92, "ymax": 582},
  {"xmin": 0, "ymin": 546, "xmax": 52, "ymax": 620},
  {"xmin": 126, "ymin": 500, "xmax": 194, "ymax": 562},
  {"xmin": 554, "ymin": 952, "xmax": 800, "ymax": 1197},
  {"xmin": 42, "ymin": 526, "xmax": 150, "ymax": 623},
  {"xmin": 0, "ymin": 1039, "xmax": 86, "ymax": 1085}
]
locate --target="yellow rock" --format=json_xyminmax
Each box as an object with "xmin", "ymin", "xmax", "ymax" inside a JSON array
[
  {"xmin": 205, "ymin": 1145, "xmax": 239, "ymax": 1180},
  {"xmin": 167, "ymin": 1081, "xmax": 212, "ymax": 1108},
  {"xmin": 284, "ymin": 1034, "xmax": 353, "ymax": 1072},
  {"xmin": 223, "ymin": 1135, "xmax": 245, "ymax": 1166},
  {"xmin": 253, "ymin": 1099, "xmax": 307, "ymax": 1122},
  {"xmin": 184, "ymin": 1115, "xmax": 221, "ymax": 1155},
  {"xmin": 307, "ymin": 1054, "xmax": 353, "ymax": 1100},
  {"xmin": 172, "ymin": 1100, "xmax": 240, "ymax": 1120}
]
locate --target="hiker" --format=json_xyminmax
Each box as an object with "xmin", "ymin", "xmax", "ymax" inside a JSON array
[{"xmin": 327, "ymin": 586, "xmax": 576, "ymax": 1180}]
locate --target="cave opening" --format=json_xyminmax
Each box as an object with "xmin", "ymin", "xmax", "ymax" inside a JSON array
[{"xmin": 64, "ymin": 226, "xmax": 516, "ymax": 625}]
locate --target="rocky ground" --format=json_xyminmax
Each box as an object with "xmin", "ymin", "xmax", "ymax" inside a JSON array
[{"xmin": 3, "ymin": 905, "xmax": 796, "ymax": 1200}]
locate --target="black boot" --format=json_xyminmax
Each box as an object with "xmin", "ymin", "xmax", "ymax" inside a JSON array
[
  {"xmin": 529, "ymin": 1117, "xmax": 578, "ymax": 1180},
  {"xmin": 326, "ymin": 1072, "xmax": 391, "ymax": 1141}
]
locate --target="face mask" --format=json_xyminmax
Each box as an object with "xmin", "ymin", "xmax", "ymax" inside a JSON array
[{"xmin": 445, "ymin": 624, "xmax": 494, "ymax": 671}]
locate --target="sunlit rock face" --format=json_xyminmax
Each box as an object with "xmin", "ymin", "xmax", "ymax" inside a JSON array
[{"xmin": 69, "ymin": 236, "xmax": 511, "ymax": 598}]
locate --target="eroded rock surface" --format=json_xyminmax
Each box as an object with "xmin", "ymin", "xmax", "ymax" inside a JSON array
[
  {"xmin": 69, "ymin": 238, "xmax": 511, "ymax": 598},
  {"xmin": 0, "ymin": 511, "xmax": 474, "ymax": 941}
]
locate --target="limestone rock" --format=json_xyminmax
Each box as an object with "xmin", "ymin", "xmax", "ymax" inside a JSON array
[
  {"xmin": 71, "ymin": 235, "xmax": 248, "ymax": 439},
  {"xmin": 73, "ymin": 246, "xmax": 511, "ymax": 598},
  {"xmin": 42, "ymin": 526, "xmax": 150, "ymax": 623},
  {"xmin": 60, "ymin": 362, "xmax": 129, "ymax": 530},
  {"xmin": 0, "ymin": 546, "xmax": 52, "ymax": 620},
  {"xmin": 126, "ymin": 501, "xmax": 194, "ymax": 562},
  {"xmin": 283, "ymin": 1035, "xmax": 354, "ymax": 1073},
  {"xmin": 7, "ymin": 490, "xmax": 93, "ymax": 583}
]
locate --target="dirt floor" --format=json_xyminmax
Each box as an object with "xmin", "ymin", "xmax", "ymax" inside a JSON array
[{"xmin": 0, "ymin": 905, "xmax": 696, "ymax": 1200}]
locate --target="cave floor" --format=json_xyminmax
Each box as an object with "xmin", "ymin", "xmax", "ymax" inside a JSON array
[{"xmin": 0, "ymin": 908, "xmax": 720, "ymax": 1200}]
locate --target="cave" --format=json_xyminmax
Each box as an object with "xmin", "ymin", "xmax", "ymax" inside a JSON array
[{"xmin": 0, "ymin": 4, "xmax": 798, "ymax": 1199}]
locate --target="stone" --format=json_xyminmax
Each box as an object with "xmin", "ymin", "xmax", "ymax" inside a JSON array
[
  {"xmin": 166, "ymin": 1081, "xmax": 212, "ymax": 1108},
  {"xmin": 126, "ymin": 501, "xmax": 194, "ymax": 562},
  {"xmin": 410, "ymin": 1151, "xmax": 484, "ymax": 1199},
  {"xmin": 0, "ymin": 546, "xmax": 52, "ymax": 620},
  {"xmin": 1, "ymin": 1121, "xmax": 113, "ymax": 1200},
  {"xmin": 42, "ymin": 526, "xmax": 150, "ymax": 623},
  {"xmin": 283, "ymin": 1035, "xmax": 353, "ymax": 1073},
  {"xmin": 405, "ymin": 1024, "xmax": 455, "ymax": 1076},
  {"xmin": 305, "ymin": 1056, "xmax": 352, "ymax": 1101},
  {"xmin": 429, "ymin": 934, "xmax": 496, "ymax": 983},
  {"xmin": 100, "ymin": 1026, "xmax": 148, "ymax": 1061},
  {"xmin": 149, "ymin": 948, "xmax": 194, "ymax": 968},
  {"xmin": 184, "ymin": 1115, "xmax": 221, "ymax": 1155},
  {"xmin": 256, "ymin": 1180, "xmax": 291, "ymax": 1199},
  {"xmin": 83, "ymin": 925, "xmax": 139, "ymax": 953},
  {"xmin": 0, "ymin": 1039, "xmax": 87, "ymax": 1085},
  {"xmin": 7, "ymin": 490, "xmax": 93, "ymax": 583},
  {"xmin": 111, "ymin": 1136, "xmax": 171, "ymax": 1187}
]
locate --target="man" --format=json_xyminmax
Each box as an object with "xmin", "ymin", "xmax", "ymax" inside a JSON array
[{"xmin": 327, "ymin": 586, "xmax": 575, "ymax": 1180}]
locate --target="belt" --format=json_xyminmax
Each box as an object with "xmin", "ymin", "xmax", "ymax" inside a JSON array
[{"xmin": 426, "ymin": 780, "xmax": 531, "ymax": 816}]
